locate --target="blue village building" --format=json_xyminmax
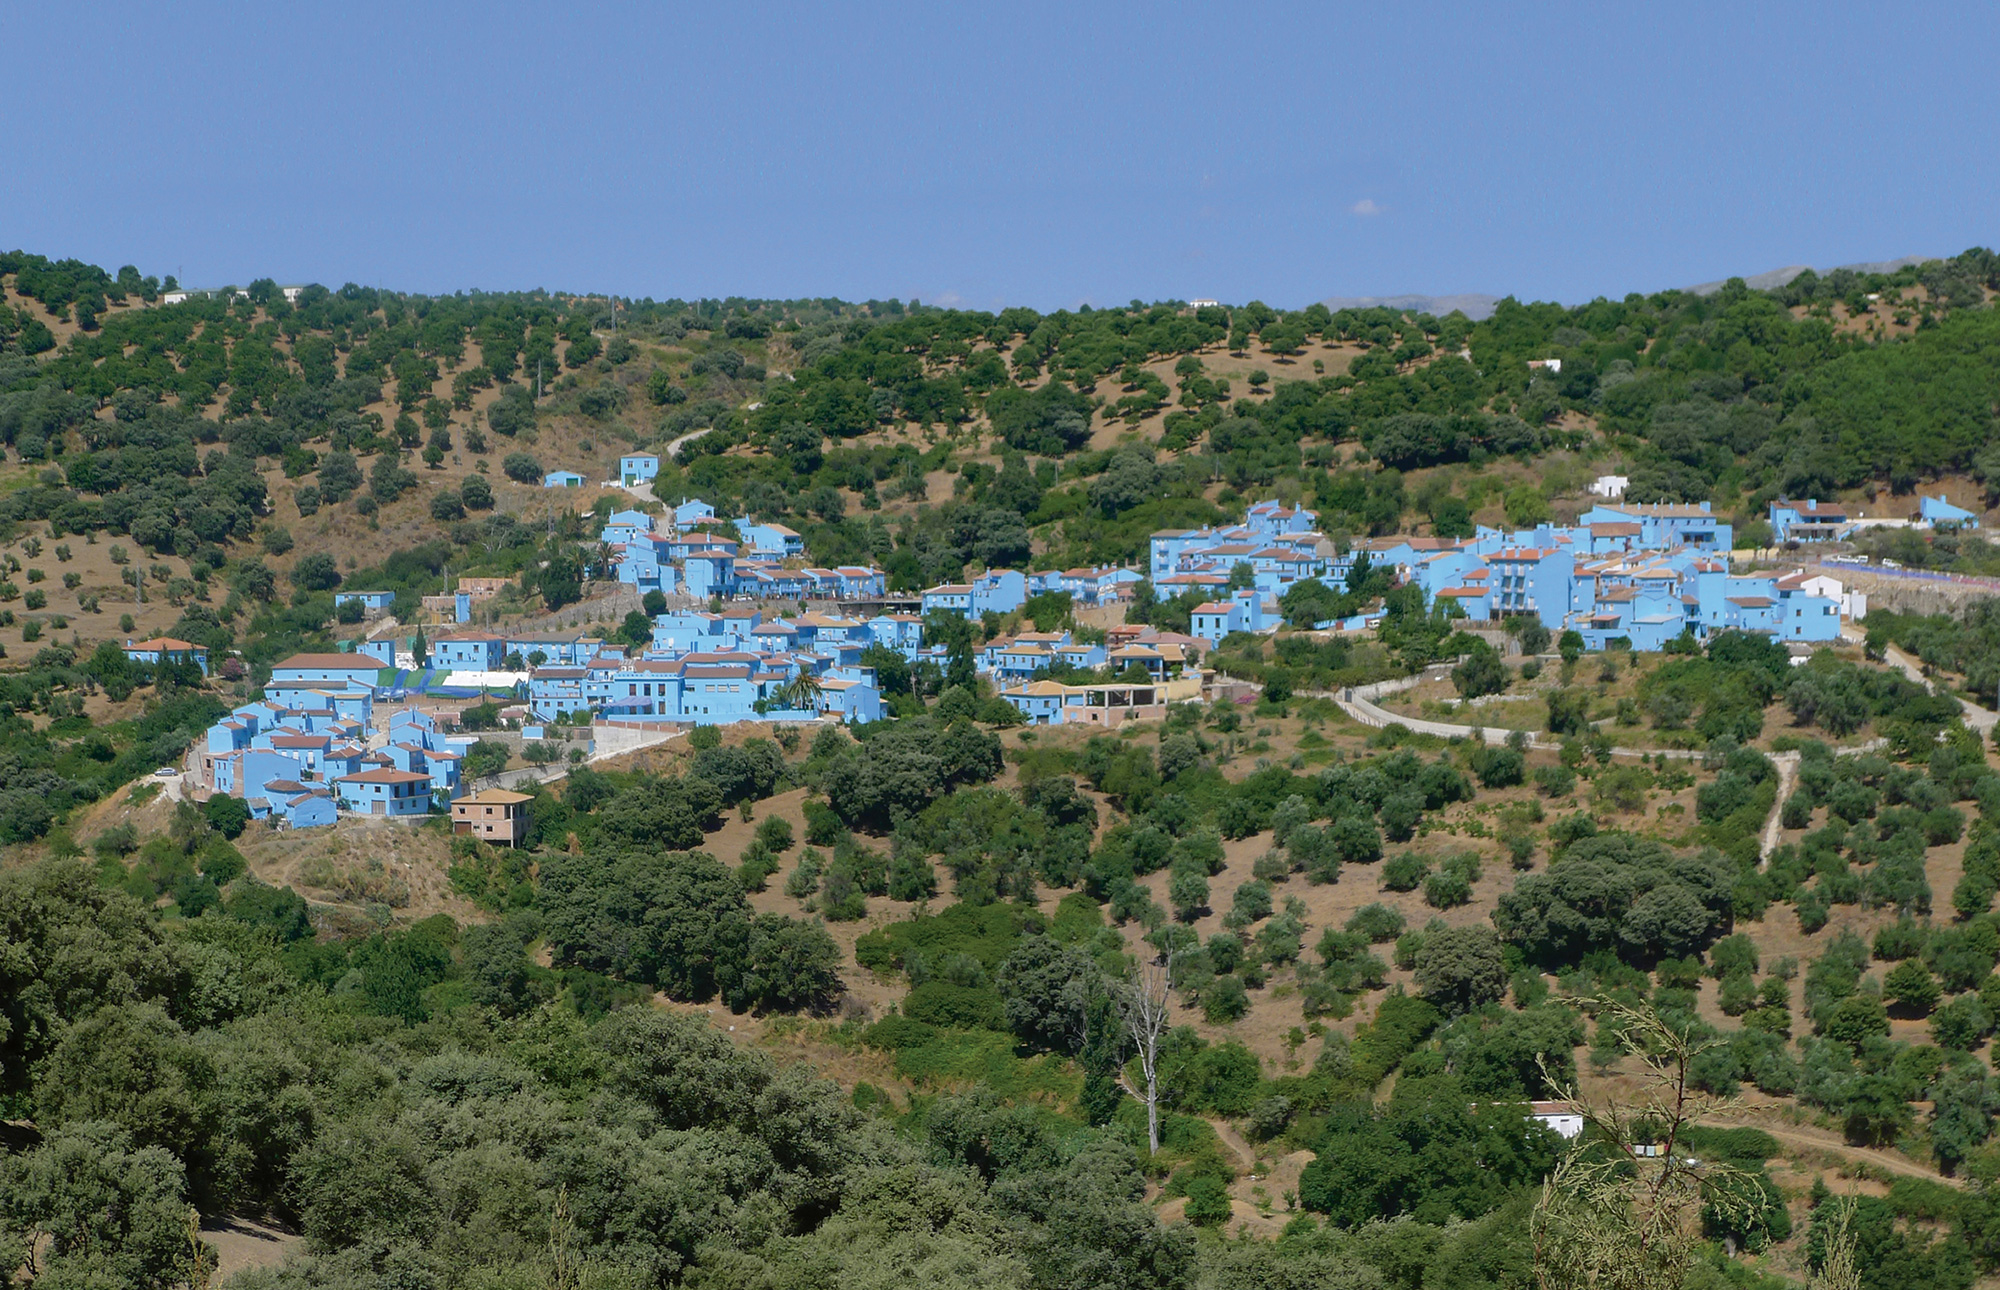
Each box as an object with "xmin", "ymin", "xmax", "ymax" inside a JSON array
[
  {"xmin": 123, "ymin": 636, "xmax": 211, "ymax": 675},
  {"xmin": 543, "ymin": 470, "xmax": 585, "ymax": 489},
  {"xmin": 333, "ymin": 590, "xmax": 395, "ymax": 613},
  {"xmin": 1921, "ymin": 494, "xmax": 1980, "ymax": 528},
  {"xmin": 734, "ymin": 517, "xmax": 806, "ymax": 558},
  {"xmin": 1766, "ymin": 498, "xmax": 1851, "ymax": 543},
  {"xmin": 1574, "ymin": 501, "xmax": 1731, "ymax": 550},
  {"xmin": 619, "ymin": 454, "xmax": 660, "ymax": 486},
  {"xmin": 432, "ymin": 631, "xmax": 509, "ymax": 672},
  {"xmin": 922, "ymin": 569, "xmax": 1027, "ymax": 618},
  {"xmin": 270, "ymin": 652, "xmax": 384, "ymax": 688},
  {"xmin": 1189, "ymin": 590, "xmax": 1281, "ymax": 643}
]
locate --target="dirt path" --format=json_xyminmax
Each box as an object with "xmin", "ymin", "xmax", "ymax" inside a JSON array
[
  {"xmin": 666, "ymin": 425, "xmax": 714, "ymax": 462},
  {"xmin": 1759, "ymin": 751, "xmax": 1800, "ymax": 867},
  {"xmin": 1207, "ymin": 1116, "xmax": 1259, "ymax": 1170},
  {"xmin": 1708, "ymin": 1118, "xmax": 1954, "ymax": 1186}
]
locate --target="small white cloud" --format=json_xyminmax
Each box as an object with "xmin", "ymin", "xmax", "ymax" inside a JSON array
[{"xmin": 1350, "ymin": 198, "xmax": 1384, "ymax": 217}]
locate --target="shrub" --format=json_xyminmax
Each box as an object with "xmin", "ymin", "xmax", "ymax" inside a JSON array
[
  {"xmin": 1345, "ymin": 903, "xmax": 1406, "ymax": 943},
  {"xmin": 1382, "ymin": 852, "xmax": 1429, "ymax": 892},
  {"xmin": 1202, "ymin": 974, "xmax": 1250, "ymax": 1023}
]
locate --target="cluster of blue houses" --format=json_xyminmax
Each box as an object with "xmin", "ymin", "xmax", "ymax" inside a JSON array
[
  {"xmin": 196, "ymin": 653, "xmax": 464, "ymax": 828},
  {"xmin": 1767, "ymin": 494, "xmax": 1980, "ymax": 543},
  {"xmin": 602, "ymin": 499, "xmax": 880, "ymax": 600},
  {"xmin": 1354, "ymin": 502, "xmax": 1845, "ymax": 649},
  {"xmin": 1151, "ymin": 497, "xmax": 1855, "ymax": 651},
  {"xmin": 917, "ymin": 564, "xmax": 1145, "ymax": 619},
  {"xmin": 512, "ymin": 604, "xmax": 909, "ymax": 725}
]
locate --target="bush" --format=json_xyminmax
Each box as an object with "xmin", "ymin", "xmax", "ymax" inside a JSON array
[
  {"xmin": 1345, "ymin": 903, "xmax": 1406, "ymax": 943},
  {"xmin": 1534, "ymin": 764, "xmax": 1576, "ymax": 798},
  {"xmin": 803, "ymin": 798, "xmax": 844, "ymax": 846},
  {"xmin": 1202, "ymin": 974, "xmax": 1250, "ymax": 1023},
  {"xmin": 1382, "ymin": 852, "xmax": 1430, "ymax": 892},
  {"xmin": 502, "ymin": 452, "xmax": 543, "ymax": 483}
]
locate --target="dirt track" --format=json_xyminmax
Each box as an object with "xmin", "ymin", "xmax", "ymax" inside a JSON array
[{"xmin": 1703, "ymin": 1117, "xmax": 1954, "ymax": 1186}]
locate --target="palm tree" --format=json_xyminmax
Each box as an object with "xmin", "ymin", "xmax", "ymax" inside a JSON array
[{"xmin": 777, "ymin": 671, "xmax": 823, "ymax": 712}]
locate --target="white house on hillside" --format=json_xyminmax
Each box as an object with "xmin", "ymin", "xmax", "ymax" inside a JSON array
[{"xmin": 1800, "ymin": 572, "xmax": 1866, "ymax": 621}]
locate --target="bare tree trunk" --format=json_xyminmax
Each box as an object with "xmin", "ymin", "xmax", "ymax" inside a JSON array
[{"xmin": 1122, "ymin": 944, "xmax": 1175, "ymax": 1155}]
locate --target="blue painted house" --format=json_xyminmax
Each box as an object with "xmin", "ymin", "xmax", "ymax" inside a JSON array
[
  {"xmin": 734, "ymin": 518, "xmax": 805, "ymax": 558},
  {"xmin": 1767, "ymin": 498, "xmax": 1850, "ymax": 543},
  {"xmin": 123, "ymin": 636, "xmax": 211, "ymax": 675},
  {"xmin": 620, "ymin": 454, "xmax": 661, "ymax": 485},
  {"xmin": 433, "ymin": 632, "xmax": 508, "ymax": 672},
  {"xmin": 505, "ymin": 632, "xmax": 591, "ymax": 667},
  {"xmin": 333, "ymin": 590, "xmax": 394, "ymax": 613},
  {"xmin": 674, "ymin": 498, "xmax": 717, "ymax": 527},
  {"xmin": 1922, "ymin": 494, "xmax": 1979, "ymax": 528},
  {"xmin": 602, "ymin": 509, "xmax": 657, "ymax": 546},
  {"xmin": 543, "ymin": 470, "xmax": 585, "ymax": 489},
  {"xmin": 815, "ymin": 675, "xmax": 883, "ymax": 723},
  {"xmin": 682, "ymin": 550, "xmax": 736, "ymax": 599},
  {"xmin": 336, "ymin": 768, "xmax": 433, "ymax": 816},
  {"xmin": 270, "ymin": 653, "xmax": 381, "ymax": 688},
  {"xmin": 1577, "ymin": 501, "xmax": 1731, "ymax": 551}
]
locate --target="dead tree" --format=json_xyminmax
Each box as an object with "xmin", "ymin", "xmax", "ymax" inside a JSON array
[{"xmin": 1120, "ymin": 942, "xmax": 1176, "ymax": 1155}]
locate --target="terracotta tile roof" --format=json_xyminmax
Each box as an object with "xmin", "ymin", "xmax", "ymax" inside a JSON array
[
  {"xmin": 339, "ymin": 768, "xmax": 430, "ymax": 784},
  {"xmin": 275, "ymin": 653, "xmax": 377, "ymax": 669}
]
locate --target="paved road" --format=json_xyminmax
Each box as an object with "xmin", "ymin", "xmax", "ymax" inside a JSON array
[
  {"xmin": 1325, "ymin": 673, "xmax": 1706, "ymax": 759},
  {"xmin": 1839, "ymin": 624, "xmax": 1999, "ymax": 736}
]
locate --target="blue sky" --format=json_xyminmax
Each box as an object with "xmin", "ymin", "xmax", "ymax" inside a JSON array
[{"xmin": 9, "ymin": 2, "xmax": 1997, "ymax": 310}]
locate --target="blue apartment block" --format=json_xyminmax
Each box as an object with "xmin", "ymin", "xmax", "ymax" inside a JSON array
[{"xmin": 1576, "ymin": 501, "xmax": 1731, "ymax": 550}]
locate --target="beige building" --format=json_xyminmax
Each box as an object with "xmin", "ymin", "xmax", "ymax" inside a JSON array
[{"xmin": 451, "ymin": 788, "xmax": 531, "ymax": 846}]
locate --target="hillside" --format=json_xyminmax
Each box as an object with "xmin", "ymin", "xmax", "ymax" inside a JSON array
[{"xmin": 12, "ymin": 246, "xmax": 2000, "ymax": 1287}]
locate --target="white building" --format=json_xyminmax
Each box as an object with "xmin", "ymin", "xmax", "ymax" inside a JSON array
[
  {"xmin": 1589, "ymin": 475, "xmax": 1629, "ymax": 500},
  {"xmin": 1800, "ymin": 572, "xmax": 1866, "ymax": 621},
  {"xmin": 1529, "ymin": 1101, "xmax": 1584, "ymax": 1138}
]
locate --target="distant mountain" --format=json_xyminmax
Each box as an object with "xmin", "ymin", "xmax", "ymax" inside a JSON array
[
  {"xmin": 1680, "ymin": 255, "xmax": 1937, "ymax": 297},
  {"xmin": 1322, "ymin": 292, "xmax": 1501, "ymax": 321}
]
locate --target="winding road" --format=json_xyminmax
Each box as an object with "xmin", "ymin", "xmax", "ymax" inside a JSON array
[
  {"xmin": 1840, "ymin": 624, "xmax": 1999, "ymax": 738},
  {"xmin": 665, "ymin": 425, "xmax": 715, "ymax": 463}
]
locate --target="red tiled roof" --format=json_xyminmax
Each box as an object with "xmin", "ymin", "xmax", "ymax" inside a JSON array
[
  {"xmin": 275, "ymin": 653, "xmax": 376, "ymax": 669},
  {"xmin": 339, "ymin": 768, "xmax": 429, "ymax": 784}
]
